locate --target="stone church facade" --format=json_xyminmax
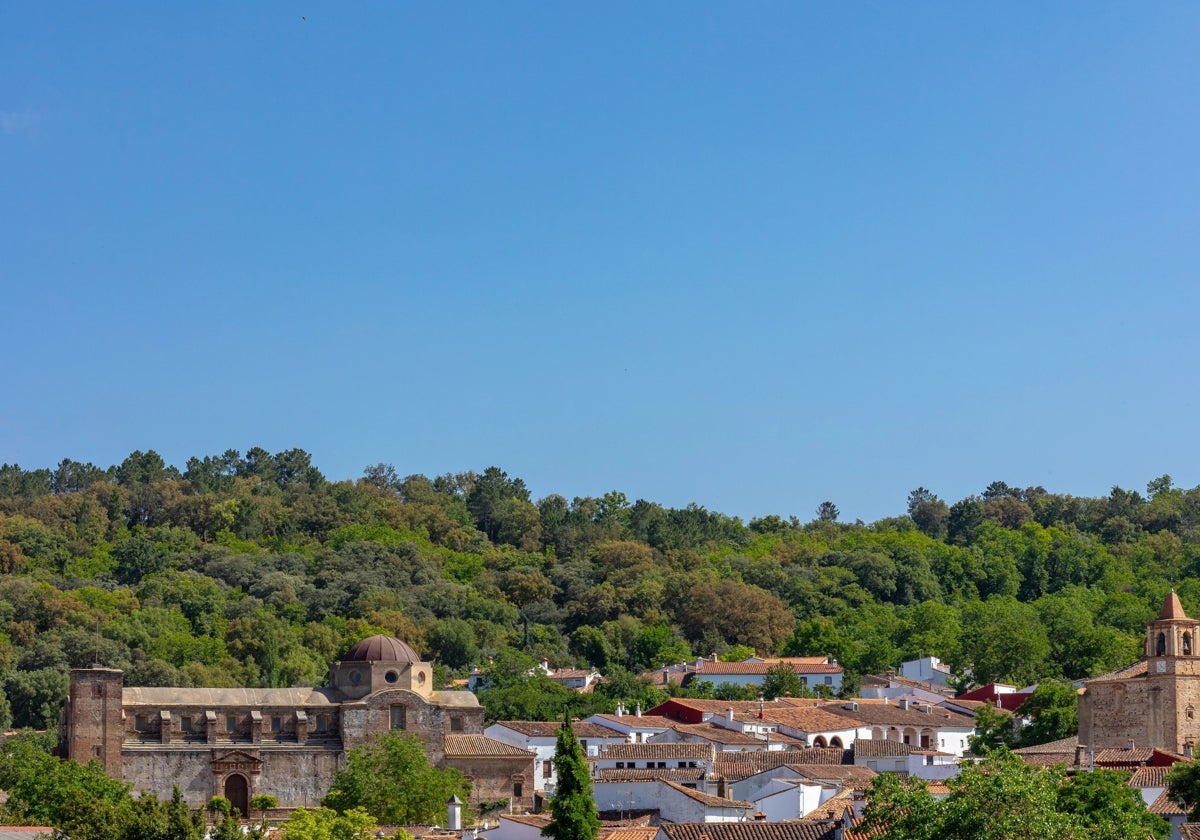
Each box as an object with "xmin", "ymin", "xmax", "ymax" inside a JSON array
[
  {"xmin": 1079, "ymin": 591, "xmax": 1200, "ymax": 755},
  {"xmin": 60, "ymin": 635, "xmax": 534, "ymax": 816}
]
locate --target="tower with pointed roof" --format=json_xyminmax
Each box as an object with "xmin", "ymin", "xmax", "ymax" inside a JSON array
[{"xmin": 1079, "ymin": 590, "xmax": 1200, "ymax": 754}]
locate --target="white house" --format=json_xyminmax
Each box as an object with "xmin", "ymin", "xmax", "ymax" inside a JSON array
[
  {"xmin": 583, "ymin": 707, "xmax": 672, "ymax": 744},
  {"xmin": 484, "ymin": 720, "xmax": 627, "ymax": 795},
  {"xmin": 899, "ymin": 656, "xmax": 953, "ymax": 687},
  {"xmin": 591, "ymin": 779, "xmax": 751, "ymax": 823},
  {"xmin": 687, "ymin": 656, "xmax": 844, "ymax": 694},
  {"xmin": 821, "ymin": 699, "xmax": 975, "ymax": 757},
  {"xmin": 650, "ymin": 722, "xmax": 788, "ymax": 752}
]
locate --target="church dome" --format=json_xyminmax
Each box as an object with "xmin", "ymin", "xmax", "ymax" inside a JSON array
[{"xmin": 342, "ymin": 634, "xmax": 420, "ymax": 664}]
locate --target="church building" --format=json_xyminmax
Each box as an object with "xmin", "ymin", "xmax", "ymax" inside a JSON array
[
  {"xmin": 60, "ymin": 635, "xmax": 534, "ymax": 817},
  {"xmin": 1078, "ymin": 591, "xmax": 1200, "ymax": 755}
]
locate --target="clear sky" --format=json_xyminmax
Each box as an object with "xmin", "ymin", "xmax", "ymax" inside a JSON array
[{"xmin": 3, "ymin": 3, "xmax": 1198, "ymax": 523}]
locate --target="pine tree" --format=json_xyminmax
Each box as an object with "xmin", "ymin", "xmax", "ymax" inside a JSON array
[{"xmin": 542, "ymin": 713, "xmax": 599, "ymax": 840}]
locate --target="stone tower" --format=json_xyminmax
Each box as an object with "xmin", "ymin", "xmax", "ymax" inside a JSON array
[
  {"xmin": 1079, "ymin": 590, "xmax": 1200, "ymax": 754},
  {"xmin": 62, "ymin": 667, "xmax": 124, "ymax": 776}
]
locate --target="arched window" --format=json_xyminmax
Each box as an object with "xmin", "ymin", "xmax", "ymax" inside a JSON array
[
  {"xmin": 1158, "ymin": 632, "xmax": 1167, "ymax": 656},
  {"xmin": 1185, "ymin": 633, "xmax": 1192, "ymax": 656},
  {"xmin": 813, "ymin": 735, "xmax": 828, "ymax": 748},
  {"xmin": 830, "ymin": 736, "xmax": 843, "ymax": 748}
]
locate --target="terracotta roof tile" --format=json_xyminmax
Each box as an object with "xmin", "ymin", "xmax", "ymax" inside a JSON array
[
  {"xmin": 1150, "ymin": 789, "xmax": 1188, "ymax": 816},
  {"xmin": 493, "ymin": 720, "xmax": 624, "ymax": 739},
  {"xmin": 820, "ymin": 702, "xmax": 966, "ymax": 728},
  {"xmin": 1094, "ymin": 747, "xmax": 1155, "ymax": 765},
  {"xmin": 662, "ymin": 781, "xmax": 752, "ymax": 809},
  {"xmin": 750, "ymin": 707, "xmax": 864, "ymax": 733},
  {"xmin": 596, "ymin": 768, "xmax": 708, "ymax": 783},
  {"xmin": 661, "ymin": 723, "xmax": 773, "ymax": 746},
  {"xmin": 598, "ymin": 743, "xmax": 713, "ymax": 760},
  {"xmin": 443, "ymin": 734, "xmax": 534, "ymax": 757},
  {"xmin": 784, "ymin": 763, "xmax": 877, "ymax": 790},
  {"xmin": 853, "ymin": 739, "xmax": 917, "ymax": 757},
  {"xmin": 601, "ymin": 828, "xmax": 658, "ymax": 840},
  {"xmin": 658, "ymin": 822, "xmax": 837, "ymax": 840},
  {"xmin": 1129, "ymin": 766, "xmax": 1173, "ymax": 788},
  {"xmin": 1160, "ymin": 591, "xmax": 1189, "ymax": 620}
]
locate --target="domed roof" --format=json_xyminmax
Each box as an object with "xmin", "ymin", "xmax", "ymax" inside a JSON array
[{"xmin": 343, "ymin": 635, "xmax": 421, "ymax": 664}]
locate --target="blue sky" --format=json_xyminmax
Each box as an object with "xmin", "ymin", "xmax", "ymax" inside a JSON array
[{"xmin": 3, "ymin": 3, "xmax": 1198, "ymax": 523}]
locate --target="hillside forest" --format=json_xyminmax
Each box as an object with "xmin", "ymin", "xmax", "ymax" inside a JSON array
[{"xmin": 0, "ymin": 449, "xmax": 1194, "ymax": 729}]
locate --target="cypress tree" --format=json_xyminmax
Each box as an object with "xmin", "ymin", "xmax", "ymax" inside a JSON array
[{"xmin": 542, "ymin": 713, "xmax": 600, "ymax": 840}]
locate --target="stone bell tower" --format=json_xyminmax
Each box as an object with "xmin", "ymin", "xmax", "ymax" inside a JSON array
[{"xmin": 1144, "ymin": 591, "xmax": 1200, "ymax": 753}]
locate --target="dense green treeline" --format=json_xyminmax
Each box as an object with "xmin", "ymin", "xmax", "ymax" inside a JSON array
[{"xmin": 0, "ymin": 451, "xmax": 1196, "ymax": 727}]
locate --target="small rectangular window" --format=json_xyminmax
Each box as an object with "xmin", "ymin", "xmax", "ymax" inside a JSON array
[
  {"xmin": 271, "ymin": 716, "xmax": 282, "ymax": 733},
  {"xmin": 450, "ymin": 716, "xmax": 464, "ymax": 732},
  {"xmin": 825, "ymin": 676, "xmax": 833, "ymax": 686},
  {"xmin": 135, "ymin": 715, "xmax": 149, "ymax": 732},
  {"xmin": 316, "ymin": 716, "xmax": 328, "ymax": 734},
  {"xmin": 92, "ymin": 685, "xmax": 103, "ymax": 698},
  {"xmin": 226, "ymin": 716, "xmax": 237, "ymax": 734},
  {"xmin": 390, "ymin": 705, "xmax": 406, "ymax": 730},
  {"xmin": 181, "ymin": 716, "xmax": 193, "ymax": 733},
  {"xmin": 543, "ymin": 760, "xmax": 552, "ymax": 778}
]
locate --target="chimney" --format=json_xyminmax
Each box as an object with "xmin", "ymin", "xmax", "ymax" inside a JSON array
[
  {"xmin": 1127, "ymin": 739, "xmax": 1136, "ymax": 751},
  {"xmin": 1074, "ymin": 744, "xmax": 1087, "ymax": 768},
  {"xmin": 1186, "ymin": 742, "xmax": 1195, "ymax": 758},
  {"xmin": 711, "ymin": 652, "xmax": 719, "ymax": 662},
  {"xmin": 899, "ymin": 699, "xmax": 909, "ymax": 711},
  {"xmin": 448, "ymin": 794, "xmax": 463, "ymax": 830},
  {"xmin": 635, "ymin": 703, "xmax": 642, "ymax": 718},
  {"xmin": 727, "ymin": 707, "xmax": 735, "ymax": 722}
]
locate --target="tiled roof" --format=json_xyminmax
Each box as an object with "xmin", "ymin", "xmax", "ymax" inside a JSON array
[
  {"xmin": 1094, "ymin": 747, "xmax": 1156, "ymax": 765},
  {"xmin": 1150, "ymin": 789, "xmax": 1188, "ymax": 816},
  {"xmin": 785, "ymin": 763, "xmax": 878, "ymax": 790},
  {"xmin": 1179, "ymin": 825, "xmax": 1200, "ymax": 840},
  {"xmin": 1129, "ymin": 766, "xmax": 1173, "ymax": 788},
  {"xmin": 658, "ymin": 822, "xmax": 837, "ymax": 840},
  {"xmin": 499, "ymin": 814, "xmax": 551, "ymax": 829},
  {"xmin": 752, "ymin": 707, "xmax": 864, "ymax": 733},
  {"xmin": 1160, "ymin": 591, "xmax": 1189, "ymax": 620},
  {"xmin": 123, "ymin": 686, "xmax": 341, "ymax": 706},
  {"xmin": 443, "ymin": 735, "xmax": 534, "ymax": 757},
  {"xmin": 714, "ymin": 748, "xmax": 849, "ymax": 782},
  {"xmin": 752, "ymin": 657, "xmax": 831, "ymax": 665},
  {"xmin": 1017, "ymin": 752, "xmax": 1077, "ymax": 768},
  {"xmin": 1087, "ymin": 660, "xmax": 1149, "ymax": 682},
  {"xmin": 597, "ymin": 768, "xmax": 708, "ymax": 783},
  {"xmin": 598, "ymin": 742, "xmax": 713, "ymax": 760},
  {"xmin": 662, "ymin": 781, "xmax": 751, "ymax": 809},
  {"xmin": 853, "ymin": 739, "xmax": 917, "ymax": 757},
  {"xmin": 1013, "ymin": 736, "xmax": 1080, "ymax": 754},
  {"xmin": 590, "ymin": 715, "xmax": 670, "ymax": 729},
  {"xmin": 821, "ymin": 702, "xmax": 967, "ymax": 728},
  {"xmin": 663, "ymin": 723, "xmax": 772, "ymax": 746},
  {"xmin": 602, "ymin": 828, "xmax": 658, "ymax": 840},
  {"xmin": 494, "ymin": 720, "xmax": 623, "ymax": 739},
  {"xmin": 655, "ymin": 699, "xmax": 812, "ymax": 715}
]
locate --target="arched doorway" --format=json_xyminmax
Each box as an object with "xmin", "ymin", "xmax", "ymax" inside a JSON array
[{"xmin": 224, "ymin": 774, "xmax": 249, "ymax": 819}]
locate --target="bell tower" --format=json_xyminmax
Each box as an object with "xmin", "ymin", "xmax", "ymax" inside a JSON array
[{"xmin": 1145, "ymin": 590, "xmax": 1200, "ymax": 753}]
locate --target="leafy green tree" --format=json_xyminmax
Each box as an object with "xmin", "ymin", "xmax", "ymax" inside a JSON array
[
  {"xmin": 323, "ymin": 733, "xmax": 469, "ymax": 825},
  {"xmin": 759, "ymin": 662, "xmax": 811, "ymax": 700},
  {"xmin": 279, "ymin": 806, "xmax": 379, "ymax": 840},
  {"xmin": 968, "ymin": 702, "xmax": 1013, "ymax": 755},
  {"xmin": 862, "ymin": 750, "xmax": 1069, "ymax": 840},
  {"xmin": 1014, "ymin": 681, "xmax": 1079, "ymax": 747},
  {"xmin": 542, "ymin": 714, "xmax": 600, "ymax": 840},
  {"xmin": 1057, "ymin": 768, "xmax": 1169, "ymax": 840},
  {"xmin": 1167, "ymin": 760, "xmax": 1200, "ymax": 821}
]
